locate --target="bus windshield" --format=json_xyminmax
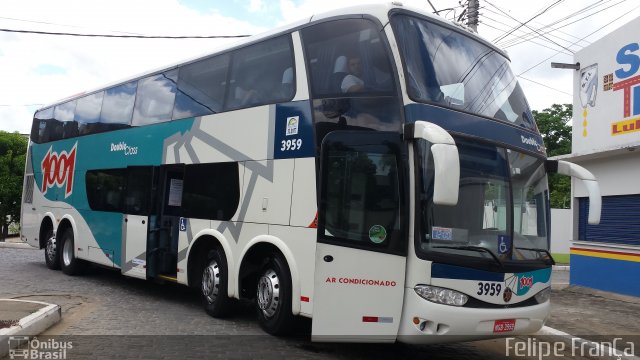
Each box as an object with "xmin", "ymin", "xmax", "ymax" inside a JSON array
[
  {"xmin": 416, "ymin": 137, "xmax": 550, "ymax": 266},
  {"xmin": 391, "ymin": 14, "xmax": 536, "ymax": 131}
]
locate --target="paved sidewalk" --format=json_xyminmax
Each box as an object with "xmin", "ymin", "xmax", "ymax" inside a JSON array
[
  {"xmin": 0, "ymin": 300, "xmax": 61, "ymax": 357},
  {"xmin": 547, "ymin": 285, "xmax": 640, "ymax": 336},
  {"xmin": 0, "ymin": 236, "xmax": 34, "ymax": 250}
]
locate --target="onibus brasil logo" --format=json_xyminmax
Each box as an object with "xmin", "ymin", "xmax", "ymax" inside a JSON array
[{"xmin": 40, "ymin": 142, "xmax": 77, "ymax": 198}]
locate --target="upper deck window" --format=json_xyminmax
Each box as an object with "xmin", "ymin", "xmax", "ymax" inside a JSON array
[
  {"xmin": 301, "ymin": 18, "xmax": 395, "ymax": 97},
  {"xmin": 133, "ymin": 70, "xmax": 178, "ymax": 126},
  {"xmin": 391, "ymin": 14, "xmax": 536, "ymax": 130}
]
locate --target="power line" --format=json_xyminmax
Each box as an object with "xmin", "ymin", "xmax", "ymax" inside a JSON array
[
  {"xmin": 497, "ymin": 0, "xmax": 612, "ymax": 47},
  {"xmin": 485, "ymin": 0, "xmax": 575, "ymax": 54},
  {"xmin": 0, "ymin": 28, "xmax": 251, "ymax": 39},
  {"xmin": 481, "ymin": 12, "xmax": 574, "ymax": 55},
  {"xmin": 0, "ymin": 16, "xmax": 143, "ymax": 36},
  {"xmin": 490, "ymin": 0, "xmax": 564, "ymax": 43},
  {"xmin": 517, "ymin": 1, "xmax": 640, "ymax": 77},
  {"xmin": 517, "ymin": 75, "xmax": 571, "ymax": 96},
  {"xmin": 498, "ymin": 0, "xmax": 624, "ymax": 50},
  {"xmin": 482, "ymin": 7, "xmax": 590, "ymax": 50},
  {"xmin": 481, "ymin": 20, "xmax": 573, "ymax": 56}
]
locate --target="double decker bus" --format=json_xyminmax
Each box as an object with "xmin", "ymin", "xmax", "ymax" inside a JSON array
[{"xmin": 20, "ymin": 2, "xmax": 601, "ymax": 343}]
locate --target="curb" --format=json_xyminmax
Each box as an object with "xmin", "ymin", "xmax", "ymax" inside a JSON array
[
  {"xmin": 0, "ymin": 242, "xmax": 37, "ymax": 250},
  {"xmin": 552, "ymin": 265, "xmax": 570, "ymax": 271},
  {"xmin": 0, "ymin": 300, "xmax": 61, "ymax": 358}
]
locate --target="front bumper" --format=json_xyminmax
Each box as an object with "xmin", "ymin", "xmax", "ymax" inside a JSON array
[{"xmin": 397, "ymin": 288, "xmax": 550, "ymax": 344}]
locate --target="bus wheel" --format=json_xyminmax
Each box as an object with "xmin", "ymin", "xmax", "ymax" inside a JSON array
[
  {"xmin": 44, "ymin": 229, "xmax": 60, "ymax": 270},
  {"xmin": 255, "ymin": 254, "xmax": 294, "ymax": 335},
  {"xmin": 201, "ymin": 248, "xmax": 234, "ymax": 317},
  {"xmin": 60, "ymin": 229, "xmax": 85, "ymax": 276}
]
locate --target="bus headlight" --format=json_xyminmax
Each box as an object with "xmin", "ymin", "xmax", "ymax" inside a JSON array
[
  {"xmin": 534, "ymin": 287, "xmax": 551, "ymax": 304},
  {"xmin": 414, "ymin": 285, "xmax": 468, "ymax": 306}
]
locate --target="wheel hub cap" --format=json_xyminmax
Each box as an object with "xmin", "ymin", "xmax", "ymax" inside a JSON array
[
  {"xmin": 46, "ymin": 237, "xmax": 56, "ymax": 261},
  {"xmin": 202, "ymin": 261, "xmax": 220, "ymax": 304},
  {"xmin": 257, "ymin": 269, "xmax": 280, "ymax": 318},
  {"xmin": 62, "ymin": 237, "xmax": 73, "ymax": 266}
]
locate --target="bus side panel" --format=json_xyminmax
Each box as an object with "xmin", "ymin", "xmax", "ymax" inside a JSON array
[
  {"xmin": 163, "ymin": 107, "xmax": 275, "ymax": 165},
  {"xmin": 268, "ymin": 225, "xmax": 317, "ymax": 316},
  {"xmin": 240, "ymin": 159, "xmax": 294, "ymax": 225},
  {"xmin": 176, "ymin": 218, "xmax": 213, "ymax": 285},
  {"xmin": 290, "ymin": 157, "xmax": 317, "ymax": 227},
  {"xmin": 20, "ymin": 145, "xmax": 38, "ymax": 247}
]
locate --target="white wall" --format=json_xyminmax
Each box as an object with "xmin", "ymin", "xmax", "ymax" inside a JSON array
[
  {"xmin": 550, "ymin": 208, "xmax": 572, "ymax": 254},
  {"xmin": 572, "ymin": 151, "xmax": 640, "ymax": 198}
]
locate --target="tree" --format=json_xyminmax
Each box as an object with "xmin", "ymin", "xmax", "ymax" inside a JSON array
[
  {"xmin": 0, "ymin": 131, "xmax": 28, "ymax": 240},
  {"xmin": 532, "ymin": 104, "xmax": 572, "ymax": 209}
]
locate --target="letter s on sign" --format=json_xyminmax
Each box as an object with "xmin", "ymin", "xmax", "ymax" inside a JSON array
[{"xmin": 615, "ymin": 43, "xmax": 640, "ymax": 80}]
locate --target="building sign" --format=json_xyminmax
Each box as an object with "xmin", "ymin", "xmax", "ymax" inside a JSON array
[{"xmin": 573, "ymin": 17, "xmax": 640, "ymax": 154}]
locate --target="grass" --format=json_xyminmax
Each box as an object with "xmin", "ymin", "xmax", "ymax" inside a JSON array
[{"xmin": 552, "ymin": 253, "xmax": 570, "ymax": 265}]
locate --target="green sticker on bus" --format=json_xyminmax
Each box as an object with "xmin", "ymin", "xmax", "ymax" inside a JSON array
[{"xmin": 369, "ymin": 225, "xmax": 387, "ymax": 244}]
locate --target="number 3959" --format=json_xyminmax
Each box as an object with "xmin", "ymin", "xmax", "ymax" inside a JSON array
[
  {"xmin": 281, "ymin": 139, "xmax": 302, "ymax": 151},
  {"xmin": 477, "ymin": 282, "xmax": 502, "ymax": 296}
]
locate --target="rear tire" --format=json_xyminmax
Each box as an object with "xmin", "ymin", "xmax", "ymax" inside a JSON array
[
  {"xmin": 59, "ymin": 229, "xmax": 85, "ymax": 276},
  {"xmin": 255, "ymin": 254, "xmax": 294, "ymax": 335},
  {"xmin": 201, "ymin": 248, "xmax": 234, "ymax": 317},
  {"xmin": 44, "ymin": 229, "xmax": 60, "ymax": 270}
]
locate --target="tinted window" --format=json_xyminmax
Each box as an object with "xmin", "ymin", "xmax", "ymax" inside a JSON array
[
  {"xmin": 320, "ymin": 132, "xmax": 403, "ymax": 253},
  {"xmin": 133, "ymin": 70, "xmax": 178, "ymax": 126},
  {"xmin": 53, "ymin": 101, "xmax": 78, "ymax": 140},
  {"xmin": 86, "ymin": 169, "xmax": 127, "ymax": 212},
  {"xmin": 100, "ymin": 81, "xmax": 137, "ymax": 128},
  {"xmin": 225, "ymin": 35, "xmax": 295, "ymax": 110},
  {"xmin": 391, "ymin": 14, "xmax": 536, "ymax": 130},
  {"xmin": 31, "ymin": 107, "xmax": 54, "ymax": 143},
  {"xmin": 173, "ymin": 55, "xmax": 229, "ymax": 119},
  {"xmin": 74, "ymin": 92, "xmax": 104, "ymax": 135},
  {"xmin": 124, "ymin": 167, "xmax": 155, "ymax": 215},
  {"xmin": 301, "ymin": 19, "xmax": 395, "ymax": 97},
  {"xmin": 182, "ymin": 163, "xmax": 240, "ymax": 220}
]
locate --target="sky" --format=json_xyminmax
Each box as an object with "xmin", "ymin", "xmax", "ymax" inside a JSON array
[{"xmin": 1, "ymin": 0, "xmax": 640, "ymax": 133}]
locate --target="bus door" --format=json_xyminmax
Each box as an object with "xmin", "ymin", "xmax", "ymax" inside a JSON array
[
  {"xmin": 122, "ymin": 166, "xmax": 155, "ymax": 279},
  {"xmin": 312, "ymin": 131, "xmax": 407, "ymax": 342},
  {"xmin": 147, "ymin": 164, "xmax": 184, "ymax": 280}
]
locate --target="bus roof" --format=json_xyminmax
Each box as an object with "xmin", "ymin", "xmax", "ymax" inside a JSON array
[{"xmin": 38, "ymin": 2, "xmax": 504, "ymax": 111}]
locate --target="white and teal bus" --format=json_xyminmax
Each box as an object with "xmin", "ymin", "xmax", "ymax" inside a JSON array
[{"xmin": 21, "ymin": 2, "xmax": 601, "ymax": 343}]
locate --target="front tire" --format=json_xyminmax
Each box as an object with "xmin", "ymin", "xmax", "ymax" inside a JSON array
[
  {"xmin": 44, "ymin": 229, "xmax": 60, "ymax": 270},
  {"xmin": 59, "ymin": 229, "xmax": 84, "ymax": 276},
  {"xmin": 201, "ymin": 248, "xmax": 234, "ymax": 317},
  {"xmin": 255, "ymin": 254, "xmax": 294, "ymax": 335}
]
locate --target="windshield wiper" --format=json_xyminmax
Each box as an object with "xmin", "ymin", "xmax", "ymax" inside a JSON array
[
  {"xmin": 433, "ymin": 245, "xmax": 503, "ymax": 268},
  {"xmin": 515, "ymin": 247, "xmax": 556, "ymax": 265}
]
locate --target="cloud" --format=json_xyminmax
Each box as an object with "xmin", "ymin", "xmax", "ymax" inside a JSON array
[{"xmin": 0, "ymin": 0, "xmax": 268, "ymax": 133}]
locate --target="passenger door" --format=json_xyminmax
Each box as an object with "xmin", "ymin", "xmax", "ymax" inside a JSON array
[
  {"xmin": 312, "ymin": 131, "xmax": 407, "ymax": 342},
  {"xmin": 122, "ymin": 166, "xmax": 155, "ymax": 279}
]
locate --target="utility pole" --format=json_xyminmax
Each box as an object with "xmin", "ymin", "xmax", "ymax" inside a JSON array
[{"xmin": 467, "ymin": 0, "xmax": 479, "ymax": 32}]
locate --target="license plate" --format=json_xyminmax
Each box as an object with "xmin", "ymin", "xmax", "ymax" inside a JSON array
[{"xmin": 493, "ymin": 319, "xmax": 516, "ymax": 333}]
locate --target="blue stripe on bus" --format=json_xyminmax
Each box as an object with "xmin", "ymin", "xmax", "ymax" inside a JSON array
[
  {"xmin": 404, "ymin": 103, "xmax": 546, "ymax": 156},
  {"xmin": 431, "ymin": 263, "xmax": 504, "ymax": 282}
]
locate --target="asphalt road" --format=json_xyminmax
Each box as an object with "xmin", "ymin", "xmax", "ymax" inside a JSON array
[{"xmin": 0, "ymin": 246, "xmax": 594, "ymax": 360}]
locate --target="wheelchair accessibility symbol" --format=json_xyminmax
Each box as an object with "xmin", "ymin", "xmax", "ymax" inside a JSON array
[
  {"xmin": 498, "ymin": 235, "xmax": 511, "ymax": 255},
  {"xmin": 179, "ymin": 217, "xmax": 187, "ymax": 232}
]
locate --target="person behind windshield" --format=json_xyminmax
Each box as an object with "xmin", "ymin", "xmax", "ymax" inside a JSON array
[{"xmin": 341, "ymin": 55, "xmax": 365, "ymax": 93}]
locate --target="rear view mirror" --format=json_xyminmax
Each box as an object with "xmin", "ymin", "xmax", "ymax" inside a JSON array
[
  {"xmin": 546, "ymin": 160, "xmax": 601, "ymax": 224},
  {"xmin": 405, "ymin": 121, "xmax": 459, "ymax": 206}
]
